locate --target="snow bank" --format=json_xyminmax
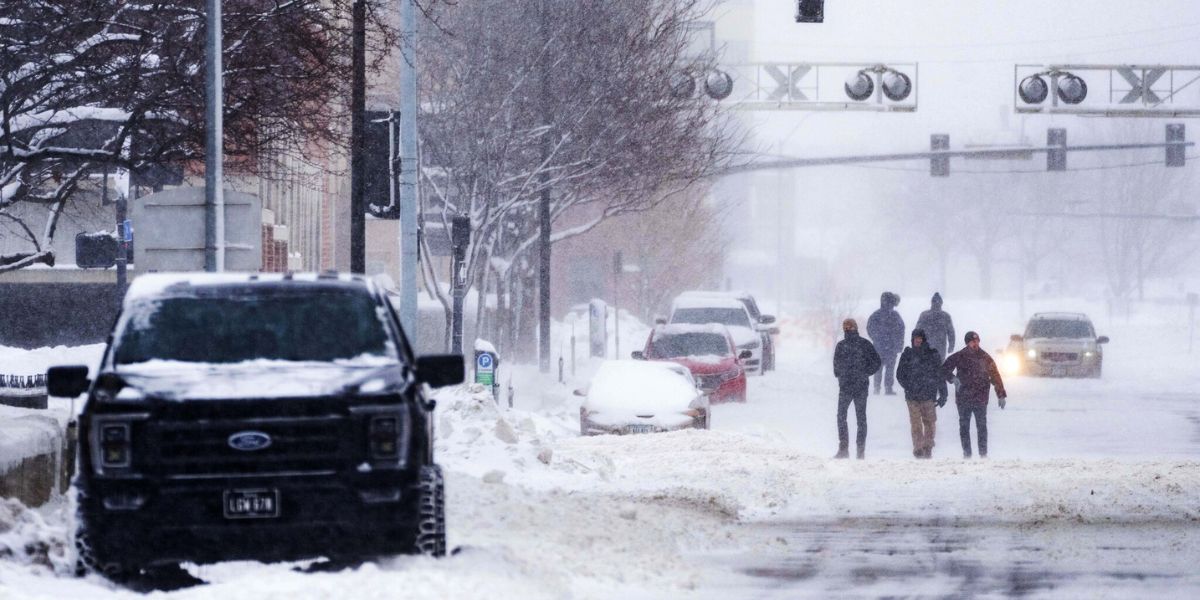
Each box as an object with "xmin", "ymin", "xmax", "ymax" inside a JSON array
[{"xmin": 0, "ymin": 498, "xmax": 71, "ymax": 575}]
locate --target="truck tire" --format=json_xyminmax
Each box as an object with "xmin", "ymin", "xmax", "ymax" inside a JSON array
[
  {"xmin": 414, "ymin": 465, "xmax": 446, "ymax": 557},
  {"xmin": 75, "ymin": 522, "xmax": 132, "ymax": 582}
]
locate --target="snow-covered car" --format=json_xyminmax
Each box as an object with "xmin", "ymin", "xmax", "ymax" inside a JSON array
[
  {"xmin": 632, "ymin": 323, "xmax": 749, "ymax": 403},
  {"xmin": 46, "ymin": 273, "xmax": 464, "ymax": 581},
  {"xmin": 669, "ymin": 296, "xmax": 764, "ymax": 375},
  {"xmin": 676, "ymin": 290, "xmax": 777, "ymax": 371},
  {"xmin": 578, "ymin": 360, "xmax": 710, "ymax": 435},
  {"xmin": 1001, "ymin": 312, "xmax": 1109, "ymax": 378}
]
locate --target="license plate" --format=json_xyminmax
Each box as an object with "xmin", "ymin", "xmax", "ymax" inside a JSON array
[
  {"xmin": 1052, "ymin": 367, "xmax": 1065, "ymax": 377},
  {"xmin": 223, "ymin": 489, "xmax": 280, "ymax": 519},
  {"xmin": 625, "ymin": 424, "xmax": 656, "ymax": 434}
]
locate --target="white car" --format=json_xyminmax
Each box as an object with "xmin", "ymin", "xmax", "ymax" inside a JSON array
[
  {"xmin": 676, "ymin": 290, "xmax": 778, "ymax": 371},
  {"xmin": 1004, "ymin": 312, "xmax": 1109, "ymax": 378},
  {"xmin": 578, "ymin": 360, "xmax": 710, "ymax": 436},
  {"xmin": 669, "ymin": 296, "xmax": 763, "ymax": 375}
]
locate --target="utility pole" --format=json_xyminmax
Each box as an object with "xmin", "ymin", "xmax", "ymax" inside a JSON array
[
  {"xmin": 204, "ymin": 0, "xmax": 224, "ymax": 272},
  {"xmin": 398, "ymin": 0, "xmax": 420, "ymax": 337},
  {"xmin": 537, "ymin": 0, "xmax": 552, "ymax": 372},
  {"xmin": 349, "ymin": 0, "xmax": 366, "ymax": 273},
  {"xmin": 450, "ymin": 215, "xmax": 470, "ymax": 354}
]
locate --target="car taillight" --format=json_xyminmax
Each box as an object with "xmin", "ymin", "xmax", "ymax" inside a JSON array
[{"xmin": 369, "ymin": 416, "xmax": 400, "ymax": 459}]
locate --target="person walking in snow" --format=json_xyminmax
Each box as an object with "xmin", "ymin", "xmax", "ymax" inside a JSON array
[
  {"xmin": 833, "ymin": 318, "xmax": 882, "ymax": 459},
  {"xmin": 915, "ymin": 292, "xmax": 956, "ymax": 361},
  {"xmin": 941, "ymin": 331, "xmax": 1007, "ymax": 459},
  {"xmin": 896, "ymin": 328, "xmax": 948, "ymax": 459},
  {"xmin": 866, "ymin": 292, "xmax": 905, "ymax": 396}
]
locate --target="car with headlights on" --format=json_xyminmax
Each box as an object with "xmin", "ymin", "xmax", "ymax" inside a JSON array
[
  {"xmin": 669, "ymin": 296, "xmax": 764, "ymax": 375},
  {"xmin": 578, "ymin": 360, "xmax": 710, "ymax": 435},
  {"xmin": 1002, "ymin": 312, "xmax": 1109, "ymax": 378},
  {"xmin": 47, "ymin": 273, "xmax": 463, "ymax": 583},
  {"xmin": 632, "ymin": 324, "xmax": 749, "ymax": 403}
]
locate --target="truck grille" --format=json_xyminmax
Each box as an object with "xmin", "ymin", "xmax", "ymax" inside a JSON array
[{"xmin": 146, "ymin": 415, "xmax": 350, "ymax": 478}]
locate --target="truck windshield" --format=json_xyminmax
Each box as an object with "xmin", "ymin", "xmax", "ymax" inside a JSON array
[
  {"xmin": 114, "ymin": 292, "xmax": 395, "ymax": 365},
  {"xmin": 1025, "ymin": 319, "xmax": 1094, "ymax": 339},
  {"xmin": 650, "ymin": 333, "xmax": 731, "ymax": 358},
  {"xmin": 672, "ymin": 308, "xmax": 751, "ymax": 328}
]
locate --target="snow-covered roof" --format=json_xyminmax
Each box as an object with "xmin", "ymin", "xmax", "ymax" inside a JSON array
[
  {"xmin": 125, "ymin": 272, "xmax": 372, "ymax": 306},
  {"xmin": 670, "ymin": 295, "xmax": 747, "ymax": 311},
  {"xmin": 1030, "ymin": 312, "xmax": 1091, "ymax": 321}
]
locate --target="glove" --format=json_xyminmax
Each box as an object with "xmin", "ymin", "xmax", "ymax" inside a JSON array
[
  {"xmin": 998, "ymin": 396, "xmax": 1007, "ymax": 410},
  {"xmin": 937, "ymin": 395, "xmax": 947, "ymax": 408}
]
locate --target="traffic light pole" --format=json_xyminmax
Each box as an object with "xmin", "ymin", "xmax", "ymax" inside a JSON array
[
  {"xmin": 350, "ymin": 0, "xmax": 366, "ymax": 274},
  {"xmin": 398, "ymin": 0, "xmax": 420, "ymax": 336},
  {"xmin": 204, "ymin": 0, "xmax": 224, "ymax": 272}
]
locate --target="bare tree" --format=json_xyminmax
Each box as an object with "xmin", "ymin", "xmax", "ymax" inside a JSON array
[
  {"xmin": 416, "ymin": 0, "xmax": 740, "ymax": 352},
  {"xmin": 0, "ymin": 0, "xmax": 400, "ymax": 271}
]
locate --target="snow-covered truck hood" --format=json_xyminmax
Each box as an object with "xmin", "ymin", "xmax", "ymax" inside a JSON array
[{"xmin": 113, "ymin": 357, "xmax": 405, "ymax": 401}]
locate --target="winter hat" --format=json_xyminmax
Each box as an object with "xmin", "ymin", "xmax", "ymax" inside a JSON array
[
  {"xmin": 964, "ymin": 331, "xmax": 980, "ymax": 344},
  {"xmin": 911, "ymin": 328, "xmax": 927, "ymax": 343},
  {"xmin": 843, "ymin": 318, "xmax": 859, "ymax": 332},
  {"xmin": 931, "ymin": 292, "xmax": 943, "ymax": 308}
]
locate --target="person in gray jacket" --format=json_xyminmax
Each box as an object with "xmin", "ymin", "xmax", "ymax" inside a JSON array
[{"xmin": 915, "ymin": 292, "xmax": 955, "ymax": 361}]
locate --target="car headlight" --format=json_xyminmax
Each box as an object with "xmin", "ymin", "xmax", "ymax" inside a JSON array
[
  {"xmin": 739, "ymin": 341, "xmax": 760, "ymax": 350},
  {"xmin": 1026, "ymin": 349, "xmax": 1038, "ymax": 359},
  {"xmin": 1084, "ymin": 351, "xmax": 1095, "ymax": 358}
]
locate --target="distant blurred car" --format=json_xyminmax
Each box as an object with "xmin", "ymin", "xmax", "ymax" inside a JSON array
[
  {"xmin": 1000, "ymin": 312, "xmax": 1109, "ymax": 378},
  {"xmin": 578, "ymin": 360, "xmax": 710, "ymax": 436},
  {"xmin": 669, "ymin": 296, "xmax": 764, "ymax": 375},
  {"xmin": 632, "ymin": 323, "xmax": 749, "ymax": 403},
  {"xmin": 676, "ymin": 290, "xmax": 777, "ymax": 371}
]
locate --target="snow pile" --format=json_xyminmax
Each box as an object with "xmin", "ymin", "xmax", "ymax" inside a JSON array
[
  {"xmin": 553, "ymin": 430, "xmax": 1200, "ymax": 524},
  {"xmin": 0, "ymin": 409, "xmax": 64, "ymax": 472},
  {"xmin": 0, "ymin": 498, "xmax": 71, "ymax": 575}
]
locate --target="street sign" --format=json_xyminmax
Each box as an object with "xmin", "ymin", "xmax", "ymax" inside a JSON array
[{"xmin": 475, "ymin": 350, "xmax": 496, "ymax": 387}]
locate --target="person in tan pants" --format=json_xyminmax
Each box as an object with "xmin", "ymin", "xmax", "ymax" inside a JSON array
[{"xmin": 896, "ymin": 329, "xmax": 948, "ymax": 458}]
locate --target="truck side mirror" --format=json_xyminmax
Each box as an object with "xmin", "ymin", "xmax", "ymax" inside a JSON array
[
  {"xmin": 1097, "ymin": 336, "xmax": 1110, "ymax": 344},
  {"xmin": 415, "ymin": 354, "xmax": 465, "ymax": 388},
  {"xmin": 47, "ymin": 365, "xmax": 90, "ymax": 398}
]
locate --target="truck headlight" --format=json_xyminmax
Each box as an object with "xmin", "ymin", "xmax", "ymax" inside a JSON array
[
  {"xmin": 1026, "ymin": 349, "xmax": 1038, "ymax": 359},
  {"xmin": 1084, "ymin": 351, "xmax": 1095, "ymax": 358}
]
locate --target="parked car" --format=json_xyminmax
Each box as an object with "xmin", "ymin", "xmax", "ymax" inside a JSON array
[
  {"xmin": 1000, "ymin": 312, "xmax": 1109, "ymax": 378},
  {"xmin": 677, "ymin": 290, "xmax": 777, "ymax": 371},
  {"xmin": 632, "ymin": 323, "xmax": 749, "ymax": 403},
  {"xmin": 578, "ymin": 360, "xmax": 710, "ymax": 435},
  {"xmin": 669, "ymin": 296, "xmax": 764, "ymax": 375},
  {"xmin": 47, "ymin": 273, "xmax": 464, "ymax": 582}
]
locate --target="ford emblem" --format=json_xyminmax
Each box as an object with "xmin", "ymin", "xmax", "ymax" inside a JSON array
[{"xmin": 228, "ymin": 431, "xmax": 272, "ymax": 452}]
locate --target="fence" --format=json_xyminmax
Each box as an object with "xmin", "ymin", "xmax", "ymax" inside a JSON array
[{"xmin": 0, "ymin": 373, "xmax": 48, "ymax": 409}]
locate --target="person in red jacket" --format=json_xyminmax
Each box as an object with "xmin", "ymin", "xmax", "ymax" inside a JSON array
[{"xmin": 941, "ymin": 331, "xmax": 1007, "ymax": 459}]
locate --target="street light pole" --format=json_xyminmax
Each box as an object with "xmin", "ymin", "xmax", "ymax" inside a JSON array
[
  {"xmin": 398, "ymin": 0, "xmax": 420, "ymax": 336},
  {"xmin": 537, "ymin": 0, "xmax": 552, "ymax": 373},
  {"xmin": 204, "ymin": 0, "xmax": 224, "ymax": 272},
  {"xmin": 349, "ymin": 0, "xmax": 366, "ymax": 274}
]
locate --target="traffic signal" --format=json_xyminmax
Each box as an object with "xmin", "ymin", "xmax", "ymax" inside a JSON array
[
  {"xmin": 1167, "ymin": 123, "xmax": 1186, "ymax": 167},
  {"xmin": 1047, "ymin": 128, "xmax": 1067, "ymax": 172},
  {"xmin": 796, "ymin": 0, "xmax": 824, "ymax": 23},
  {"xmin": 930, "ymin": 134, "xmax": 949, "ymax": 177}
]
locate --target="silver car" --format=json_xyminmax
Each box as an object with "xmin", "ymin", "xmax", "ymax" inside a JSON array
[{"xmin": 1006, "ymin": 313, "xmax": 1109, "ymax": 378}]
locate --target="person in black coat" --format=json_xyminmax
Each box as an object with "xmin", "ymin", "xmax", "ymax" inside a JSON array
[
  {"xmin": 915, "ymin": 292, "xmax": 956, "ymax": 361},
  {"xmin": 833, "ymin": 318, "xmax": 882, "ymax": 459},
  {"xmin": 896, "ymin": 328, "xmax": 948, "ymax": 459},
  {"xmin": 941, "ymin": 331, "xmax": 1008, "ymax": 459},
  {"xmin": 866, "ymin": 292, "xmax": 905, "ymax": 395}
]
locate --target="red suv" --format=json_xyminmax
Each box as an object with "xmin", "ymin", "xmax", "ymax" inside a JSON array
[{"xmin": 633, "ymin": 324, "xmax": 749, "ymax": 403}]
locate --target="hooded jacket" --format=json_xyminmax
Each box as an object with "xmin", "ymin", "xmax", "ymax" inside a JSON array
[
  {"xmin": 866, "ymin": 292, "xmax": 906, "ymax": 357},
  {"xmin": 915, "ymin": 293, "xmax": 955, "ymax": 359},
  {"xmin": 833, "ymin": 330, "xmax": 882, "ymax": 397},
  {"xmin": 896, "ymin": 329, "xmax": 948, "ymax": 402}
]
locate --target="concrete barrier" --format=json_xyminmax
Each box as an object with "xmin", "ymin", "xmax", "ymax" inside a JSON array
[{"xmin": 0, "ymin": 411, "xmax": 71, "ymax": 508}]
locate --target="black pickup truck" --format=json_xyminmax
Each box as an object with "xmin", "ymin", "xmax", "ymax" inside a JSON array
[{"xmin": 47, "ymin": 273, "xmax": 462, "ymax": 581}]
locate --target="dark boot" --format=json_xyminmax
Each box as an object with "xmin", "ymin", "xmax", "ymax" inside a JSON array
[
  {"xmin": 834, "ymin": 448, "xmax": 849, "ymax": 459},
  {"xmin": 856, "ymin": 447, "xmax": 865, "ymax": 460}
]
